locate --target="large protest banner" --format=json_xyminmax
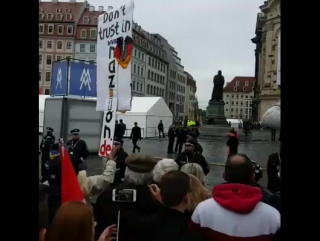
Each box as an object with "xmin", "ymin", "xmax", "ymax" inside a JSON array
[{"xmin": 96, "ymin": 1, "xmax": 134, "ymax": 157}]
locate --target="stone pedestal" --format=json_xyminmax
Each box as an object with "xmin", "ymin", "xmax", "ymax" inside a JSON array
[{"xmin": 206, "ymin": 100, "xmax": 228, "ymax": 125}]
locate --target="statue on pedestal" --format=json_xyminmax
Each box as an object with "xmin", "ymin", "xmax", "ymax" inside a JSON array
[{"xmin": 210, "ymin": 70, "xmax": 225, "ymax": 102}]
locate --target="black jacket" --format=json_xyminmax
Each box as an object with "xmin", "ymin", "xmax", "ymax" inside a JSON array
[
  {"xmin": 178, "ymin": 127, "xmax": 190, "ymax": 142},
  {"xmin": 94, "ymin": 181, "xmax": 162, "ymax": 241},
  {"xmin": 66, "ymin": 139, "xmax": 89, "ymax": 160},
  {"xmin": 120, "ymin": 123, "xmax": 126, "ymax": 136},
  {"xmin": 168, "ymin": 127, "xmax": 175, "ymax": 138},
  {"xmin": 130, "ymin": 126, "xmax": 141, "ymax": 140},
  {"xmin": 158, "ymin": 122, "xmax": 164, "ymax": 130},
  {"xmin": 40, "ymin": 134, "xmax": 55, "ymax": 159},
  {"xmin": 40, "ymin": 184, "xmax": 61, "ymax": 224},
  {"xmin": 175, "ymin": 151, "xmax": 210, "ymax": 175},
  {"xmin": 115, "ymin": 123, "xmax": 124, "ymax": 138},
  {"xmin": 267, "ymin": 152, "xmax": 281, "ymax": 193},
  {"xmin": 226, "ymin": 135, "xmax": 238, "ymax": 155},
  {"xmin": 137, "ymin": 207, "xmax": 199, "ymax": 241},
  {"xmin": 112, "ymin": 149, "xmax": 129, "ymax": 186}
]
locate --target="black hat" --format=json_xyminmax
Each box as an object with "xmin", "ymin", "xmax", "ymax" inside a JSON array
[
  {"xmin": 47, "ymin": 127, "xmax": 54, "ymax": 132},
  {"xmin": 113, "ymin": 137, "xmax": 124, "ymax": 145},
  {"xmin": 185, "ymin": 139, "xmax": 196, "ymax": 147},
  {"xmin": 70, "ymin": 129, "xmax": 80, "ymax": 135}
]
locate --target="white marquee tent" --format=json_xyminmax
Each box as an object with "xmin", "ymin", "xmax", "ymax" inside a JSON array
[{"xmin": 117, "ymin": 97, "xmax": 173, "ymax": 138}]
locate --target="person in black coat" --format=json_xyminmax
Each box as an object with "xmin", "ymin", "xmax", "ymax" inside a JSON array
[
  {"xmin": 66, "ymin": 129, "xmax": 89, "ymax": 162},
  {"xmin": 158, "ymin": 120, "xmax": 165, "ymax": 138},
  {"xmin": 267, "ymin": 150, "xmax": 281, "ymax": 193},
  {"xmin": 39, "ymin": 127, "xmax": 55, "ymax": 182},
  {"xmin": 226, "ymin": 129, "xmax": 239, "ymax": 156},
  {"xmin": 111, "ymin": 137, "xmax": 129, "ymax": 186},
  {"xmin": 94, "ymin": 155, "xmax": 161, "ymax": 241},
  {"xmin": 167, "ymin": 124, "xmax": 176, "ymax": 153},
  {"xmin": 175, "ymin": 139, "xmax": 210, "ymax": 175},
  {"xmin": 175, "ymin": 124, "xmax": 189, "ymax": 154},
  {"xmin": 114, "ymin": 120, "xmax": 124, "ymax": 138},
  {"xmin": 119, "ymin": 119, "xmax": 126, "ymax": 137},
  {"xmin": 137, "ymin": 171, "xmax": 199, "ymax": 241},
  {"xmin": 130, "ymin": 122, "xmax": 142, "ymax": 153}
]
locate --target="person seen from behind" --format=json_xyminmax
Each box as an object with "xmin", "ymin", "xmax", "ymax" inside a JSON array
[
  {"xmin": 167, "ymin": 123, "xmax": 176, "ymax": 153},
  {"xmin": 175, "ymin": 121, "xmax": 189, "ymax": 154},
  {"xmin": 119, "ymin": 119, "xmax": 126, "ymax": 137},
  {"xmin": 47, "ymin": 201, "xmax": 116, "ymax": 241},
  {"xmin": 138, "ymin": 171, "xmax": 199, "ymax": 241},
  {"xmin": 175, "ymin": 139, "xmax": 210, "ymax": 175},
  {"xmin": 152, "ymin": 158, "xmax": 179, "ymax": 185},
  {"xmin": 190, "ymin": 153, "xmax": 280, "ymax": 241},
  {"xmin": 158, "ymin": 120, "xmax": 165, "ymax": 138},
  {"xmin": 94, "ymin": 155, "xmax": 162, "ymax": 241},
  {"xmin": 267, "ymin": 139, "xmax": 281, "ymax": 193},
  {"xmin": 181, "ymin": 163, "xmax": 206, "ymax": 186},
  {"xmin": 114, "ymin": 120, "xmax": 123, "ymax": 139},
  {"xmin": 226, "ymin": 129, "xmax": 239, "ymax": 156},
  {"xmin": 130, "ymin": 122, "xmax": 142, "ymax": 153},
  {"xmin": 184, "ymin": 174, "xmax": 210, "ymax": 218}
]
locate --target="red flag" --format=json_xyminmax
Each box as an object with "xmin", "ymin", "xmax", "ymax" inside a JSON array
[{"xmin": 59, "ymin": 144, "xmax": 84, "ymax": 204}]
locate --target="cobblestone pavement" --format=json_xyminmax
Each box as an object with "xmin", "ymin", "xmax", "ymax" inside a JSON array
[{"xmin": 39, "ymin": 137, "xmax": 279, "ymax": 189}]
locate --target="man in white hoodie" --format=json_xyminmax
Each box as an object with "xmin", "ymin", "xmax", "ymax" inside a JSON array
[{"xmin": 190, "ymin": 153, "xmax": 280, "ymax": 241}]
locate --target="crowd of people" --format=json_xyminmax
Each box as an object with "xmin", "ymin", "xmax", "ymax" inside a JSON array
[{"xmin": 39, "ymin": 120, "xmax": 281, "ymax": 241}]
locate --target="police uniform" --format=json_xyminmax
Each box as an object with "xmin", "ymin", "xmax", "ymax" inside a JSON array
[
  {"xmin": 39, "ymin": 127, "xmax": 55, "ymax": 182},
  {"xmin": 66, "ymin": 129, "xmax": 89, "ymax": 164}
]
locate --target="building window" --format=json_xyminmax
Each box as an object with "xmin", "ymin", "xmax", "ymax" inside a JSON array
[
  {"xmin": 80, "ymin": 44, "xmax": 86, "ymax": 52},
  {"xmin": 243, "ymin": 87, "xmax": 247, "ymax": 91},
  {"xmin": 245, "ymin": 81, "xmax": 249, "ymax": 86},
  {"xmin": 57, "ymin": 41, "xmax": 63, "ymax": 50},
  {"xmin": 66, "ymin": 41, "xmax": 72, "ymax": 50},
  {"xmin": 39, "ymin": 72, "xmax": 41, "ymax": 82},
  {"xmin": 133, "ymin": 64, "xmax": 136, "ymax": 74},
  {"xmin": 65, "ymin": 55, "xmax": 72, "ymax": 60},
  {"xmin": 132, "ymin": 81, "xmax": 135, "ymax": 90},
  {"xmin": 67, "ymin": 25, "xmax": 73, "ymax": 35},
  {"xmin": 56, "ymin": 55, "xmax": 63, "ymax": 61},
  {"xmin": 46, "ymin": 55, "xmax": 52, "ymax": 65},
  {"xmin": 45, "ymin": 89, "xmax": 50, "ymax": 95},
  {"xmin": 141, "ymin": 68, "xmax": 144, "ymax": 77},
  {"xmin": 141, "ymin": 53, "xmax": 144, "ymax": 61},
  {"xmin": 66, "ymin": 13, "xmax": 72, "ymax": 20},
  {"xmin": 83, "ymin": 17, "xmax": 89, "ymax": 24},
  {"xmin": 236, "ymin": 81, "xmax": 239, "ymax": 86},
  {"xmin": 81, "ymin": 30, "xmax": 87, "ymax": 38},
  {"xmin": 48, "ymin": 25, "xmax": 54, "ymax": 34},
  {"xmin": 93, "ymin": 17, "xmax": 98, "ymax": 25},
  {"xmin": 134, "ymin": 49, "xmax": 137, "ymax": 57},
  {"xmin": 56, "ymin": 13, "xmax": 62, "ymax": 20},
  {"xmin": 47, "ymin": 13, "xmax": 53, "ymax": 20},
  {"xmin": 137, "ymin": 66, "xmax": 140, "ymax": 75},
  {"xmin": 89, "ymin": 44, "xmax": 95, "ymax": 53},
  {"xmin": 39, "ymin": 55, "xmax": 42, "ymax": 65},
  {"xmin": 58, "ymin": 26, "xmax": 63, "ymax": 34},
  {"xmin": 148, "ymin": 70, "xmax": 150, "ymax": 79},
  {"xmin": 39, "ymin": 24, "xmax": 44, "ymax": 34},
  {"xmin": 39, "ymin": 13, "xmax": 44, "ymax": 20},
  {"xmin": 45, "ymin": 72, "xmax": 51, "ymax": 82},
  {"xmin": 39, "ymin": 39, "xmax": 43, "ymax": 49},
  {"xmin": 90, "ymin": 29, "xmax": 97, "ymax": 38},
  {"xmin": 46, "ymin": 41, "xmax": 52, "ymax": 49},
  {"xmin": 233, "ymin": 86, "xmax": 237, "ymax": 91}
]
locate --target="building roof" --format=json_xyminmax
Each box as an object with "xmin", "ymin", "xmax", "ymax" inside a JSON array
[
  {"xmin": 223, "ymin": 76, "xmax": 255, "ymax": 93},
  {"xmin": 39, "ymin": 1, "xmax": 85, "ymax": 22},
  {"xmin": 76, "ymin": 7, "xmax": 104, "ymax": 40}
]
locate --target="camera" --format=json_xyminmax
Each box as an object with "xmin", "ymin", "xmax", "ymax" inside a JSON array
[{"xmin": 112, "ymin": 189, "xmax": 137, "ymax": 202}]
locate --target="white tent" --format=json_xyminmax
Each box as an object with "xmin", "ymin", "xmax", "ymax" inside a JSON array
[
  {"xmin": 39, "ymin": 95, "xmax": 50, "ymax": 133},
  {"xmin": 117, "ymin": 97, "xmax": 173, "ymax": 138}
]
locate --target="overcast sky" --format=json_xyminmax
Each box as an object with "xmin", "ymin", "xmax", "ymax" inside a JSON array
[{"xmin": 46, "ymin": 0, "xmax": 264, "ymax": 109}]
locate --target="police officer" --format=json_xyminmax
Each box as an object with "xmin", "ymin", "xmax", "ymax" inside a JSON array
[
  {"xmin": 175, "ymin": 122, "xmax": 189, "ymax": 154},
  {"xmin": 66, "ymin": 129, "xmax": 89, "ymax": 166},
  {"xmin": 167, "ymin": 123, "xmax": 176, "ymax": 154},
  {"xmin": 39, "ymin": 127, "xmax": 55, "ymax": 182}
]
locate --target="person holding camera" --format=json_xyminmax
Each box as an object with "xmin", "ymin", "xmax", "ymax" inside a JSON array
[{"xmin": 94, "ymin": 155, "xmax": 162, "ymax": 241}]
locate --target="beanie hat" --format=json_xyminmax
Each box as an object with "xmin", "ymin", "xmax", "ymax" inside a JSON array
[{"xmin": 125, "ymin": 155, "xmax": 157, "ymax": 173}]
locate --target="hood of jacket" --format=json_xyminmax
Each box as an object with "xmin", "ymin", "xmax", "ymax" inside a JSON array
[{"xmin": 212, "ymin": 183, "xmax": 262, "ymax": 214}]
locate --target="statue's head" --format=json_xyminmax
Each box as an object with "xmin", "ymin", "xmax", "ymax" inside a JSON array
[{"xmin": 218, "ymin": 70, "xmax": 222, "ymax": 75}]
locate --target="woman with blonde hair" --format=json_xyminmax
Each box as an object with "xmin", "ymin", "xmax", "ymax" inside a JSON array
[
  {"xmin": 47, "ymin": 201, "xmax": 116, "ymax": 241},
  {"xmin": 180, "ymin": 163, "xmax": 206, "ymax": 185},
  {"xmin": 185, "ymin": 174, "xmax": 211, "ymax": 217}
]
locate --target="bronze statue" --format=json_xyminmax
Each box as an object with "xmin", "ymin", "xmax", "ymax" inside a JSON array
[{"xmin": 210, "ymin": 70, "xmax": 225, "ymax": 101}]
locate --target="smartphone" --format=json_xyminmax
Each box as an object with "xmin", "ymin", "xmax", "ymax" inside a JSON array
[{"xmin": 112, "ymin": 189, "xmax": 137, "ymax": 202}]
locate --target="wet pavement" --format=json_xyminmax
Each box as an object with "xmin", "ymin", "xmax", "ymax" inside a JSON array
[{"xmin": 40, "ymin": 136, "xmax": 279, "ymax": 189}]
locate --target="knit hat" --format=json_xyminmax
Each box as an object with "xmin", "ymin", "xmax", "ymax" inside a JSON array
[{"xmin": 125, "ymin": 155, "xmax": 157, "ymax": 173}]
